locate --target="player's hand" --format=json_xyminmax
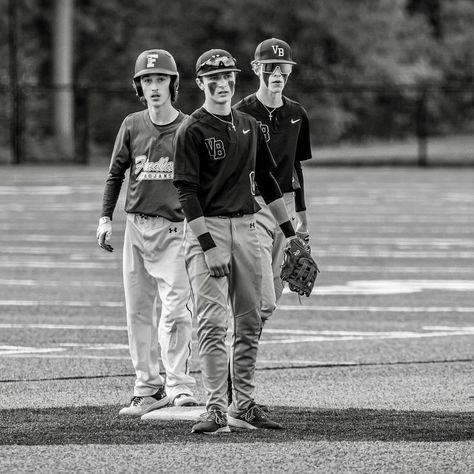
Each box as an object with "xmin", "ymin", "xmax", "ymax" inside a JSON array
[
  {"xmin": 96, "ymin": 217, "xmax": 114, "ymax": 252},
  {"xmin": 203, "ymin": 247, "xmax": 230, "ymax": 277},
  {"xmin": 295, "ymin": 230, "xmax": 310, "ymax": 253}
]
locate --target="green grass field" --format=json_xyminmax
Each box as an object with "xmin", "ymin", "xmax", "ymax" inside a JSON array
[{"xmin": 0, "ymin": 165, "xmax": 473, "ymax": 473}]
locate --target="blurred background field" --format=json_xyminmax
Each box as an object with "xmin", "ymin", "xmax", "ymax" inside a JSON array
[{"xmin": 2, "ymin": 0, "xmax": 474, "ymax": 166}]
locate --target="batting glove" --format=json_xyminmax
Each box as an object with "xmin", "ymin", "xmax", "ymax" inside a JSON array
[{"xmin": 97, "ymin": 216, "xmax": 113, "ymax": 252}]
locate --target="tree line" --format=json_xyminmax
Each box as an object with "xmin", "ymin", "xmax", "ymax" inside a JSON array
[{"xmin": 1, "ymin": 0, "xmax": 474, "ymax": 156}]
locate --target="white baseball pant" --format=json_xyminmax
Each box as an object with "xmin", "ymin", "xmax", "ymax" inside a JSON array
[
  {"xmin": 183, "ymin": 214, "xmax": 262, "ymax": 413},
  {"xmin": 123, "ymin": 213, "xmax": 195, "ymax": 400},
  {"xmin": 254, "ymin": 192, "xmax": 296, "ymax": 324}
]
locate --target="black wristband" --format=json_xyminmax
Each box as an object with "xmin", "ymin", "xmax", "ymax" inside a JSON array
[
  {"xmin": 197, "ymin": 232, "xmax": 217, "ymax": 252},
  {"xmin": 279, "ymin": 220, "xmax": 296, "ymax": 238}
]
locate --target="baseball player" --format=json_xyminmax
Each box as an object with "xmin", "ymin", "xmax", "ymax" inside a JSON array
[
  {"xmin": 96, "ymin": 49, "xmax": 197, "ymax": 416},
  {"xmin": 234, "ymin": 38, "xmax": 313, "ymax": 327},
  {"xmin": 173, "ymin": 48, "xmax": 300, "ymax": 434}
]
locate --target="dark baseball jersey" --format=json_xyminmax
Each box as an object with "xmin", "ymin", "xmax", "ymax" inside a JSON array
[
  {"xmin": 101, "ymin": 110, "xmax": 186, "ymax": 222},
  {"xmin": 233, "ymin": 94, "xmax": 312, "ymax": 194},
  {"xmin": 173, "ymin": 107, "xmax": 277, "ymax": 217}
]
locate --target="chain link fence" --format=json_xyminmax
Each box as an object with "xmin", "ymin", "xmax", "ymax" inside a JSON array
[{"xmin": 1, "ymin": 83, "xmax": 474, "ymax": 166}]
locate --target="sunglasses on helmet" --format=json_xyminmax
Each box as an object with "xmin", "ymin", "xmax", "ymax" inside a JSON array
[
  {"xmin": 261, "ymin": 63, "xmax": 293, "ymax": 75},
  {"xmin": 199, "ymin": 55, "xmax": 237, "ymax": 69}
]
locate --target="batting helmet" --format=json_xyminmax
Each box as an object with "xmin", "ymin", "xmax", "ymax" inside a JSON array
[
  {"xmin": 132, "ymin": 49, "xmax": 179, "ymax": 103},
  {"xmin": 254, "ymin": 38, "xmax": 296, "ymax": 64},
  {"xmin": 195, "ymin": 49, "xmax": 241, "ymax": 77}
]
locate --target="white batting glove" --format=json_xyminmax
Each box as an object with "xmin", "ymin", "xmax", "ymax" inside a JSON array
[{"xmin": 96, "ymin": 216, "xmax": 113, "ymax": 252}]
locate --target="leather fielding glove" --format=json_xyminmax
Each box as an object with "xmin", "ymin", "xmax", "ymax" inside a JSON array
[{"xmin": 281, "ymin": 237, "xmax": 319, "ymax": 297}]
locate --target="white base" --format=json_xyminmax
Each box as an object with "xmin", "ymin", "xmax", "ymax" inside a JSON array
[{"xmin": 141, "ymin": 405, "xmax": 206, "ymax": 421}]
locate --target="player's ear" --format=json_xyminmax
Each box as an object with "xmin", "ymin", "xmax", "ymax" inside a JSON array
[
  {"xmin": 251, "ymin": 60, "xmax": 260, "ymax": 77},
  {"xmin": 196, "ymin": 78, "xmax": 204, "ymax": 90}
]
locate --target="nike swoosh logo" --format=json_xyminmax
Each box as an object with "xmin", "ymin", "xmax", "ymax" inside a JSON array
[
  {"xmin": 291, "ymin": 119, "xmax": 301, "ymax": 124},
  {"xmin": 243, "ymin": 129, "xmax": 250, "ymax": 134}
]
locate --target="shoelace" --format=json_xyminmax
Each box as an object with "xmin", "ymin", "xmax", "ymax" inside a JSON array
[
  {"xmin": 242, "ymin": 405, "xmax": 265, "ymax": 423},
  {"xmin": 201, "ymin": 409, "xmax": 226, "ymax": 425},
  {"xmin": 130, "ymin": 396, "xmax": 144, "ymax": 406}
]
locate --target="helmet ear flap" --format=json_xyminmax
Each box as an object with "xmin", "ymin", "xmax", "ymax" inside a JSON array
[
  {"xmin": 170, "ymin": 75, "xmax": 179, "ymax": 103},
  {"xmin": 133, "ymin": 78, "xmax": 142, "ymax": 98},
  {"xmin": 133, "ymin": 79, "xmax": 147, "ymax": 105}
]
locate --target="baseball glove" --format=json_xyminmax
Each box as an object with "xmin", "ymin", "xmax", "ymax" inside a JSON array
[{"xmin": 280, "ymin": 238, "xmax": 319, "ymax": 297}]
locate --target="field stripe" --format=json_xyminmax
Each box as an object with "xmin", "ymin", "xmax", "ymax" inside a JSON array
[
  {"xmin": 278, "ymin": 305, "xmax": 474, "ymax": 313},
  {"xmin": 0, "ymin": 300, "xmax": 473, "ymax": 313},
  {"xmin": 0, "ymin": 279, "xmax": 121, "ymax": 288},
  {"xmin": 2, "ymin": 266, "xmax": 474, "ymax": 275},
  {"xmin": 2, "ymin": 236, "xmax": 474, "ymax": 245},
  {"xmin": 3, "ymin": 249, "xmax": 474, "ymax": 258},
  {"xmin": 324, "ymin": 265, "xmax": 474, "ymax": 273},
  {"xmin": 3, "ymin": 279, "xmax": 474, "ymax": 295},
  {"xmin": 0, "ymin": 300, "xmax": 123, "ymax": 307},
  {"xmin": 0, "ymin": 323, "xmax": 126, "ymax": 330},
  {"xmin": 2, "ymin": 323, "xmax": 473, "ymax": 335},
  {"xmin": 0, "ymin": 262, "xmax": 120, "ymax": 269}
]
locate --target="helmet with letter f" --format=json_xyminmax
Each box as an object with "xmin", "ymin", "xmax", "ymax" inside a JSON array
[{"xmin": 132, "ymin": 49, "xmax": 179, "ymax": 103}]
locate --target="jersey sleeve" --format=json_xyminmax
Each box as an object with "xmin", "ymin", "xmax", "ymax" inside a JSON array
[
  {"xmin": 173, "ymin": 120, "xmax": 200, "ymax": 185},
  {"xmin": 295, "ymin": 107, "xmax": 313, "ymax": 162},
  {"xmin": 175, "ymin": 181, "xmax": 204, "ymax": 222},
  {"xmin": 101, "ymin": 116, "xmax": 132, "ymax": 219},
  {"xmin": 294, "ymin": 160, "xmax": 306, "ymax": 212}
]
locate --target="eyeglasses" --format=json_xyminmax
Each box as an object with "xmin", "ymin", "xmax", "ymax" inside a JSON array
[
  {"xmin": 199, "ymin": 55, "xmax": 237, "ymax": 70},
  {"xmin": 261, "ymin": 63, "xmax": 293, "ymax": 75}
]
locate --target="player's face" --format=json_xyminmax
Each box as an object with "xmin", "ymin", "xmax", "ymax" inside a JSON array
[
  {"xmin": 199, "ymin": 72, "xmax": 235, "ymax": 104},
  {"xmin": 259, "ymin": 63, "xmax": 292, "ymax": 93},
  {"xmin": 140, "ymin": 73, "xmax": 171, "ymax": 106}
]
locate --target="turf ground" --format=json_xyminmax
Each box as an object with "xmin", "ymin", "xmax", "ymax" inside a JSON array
[{"xmin": 0, "ymin": 165, "xmax": 473, "ymax": 473}]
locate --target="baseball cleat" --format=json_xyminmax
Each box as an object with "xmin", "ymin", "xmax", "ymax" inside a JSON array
[
  {"xmin": 191, "ymin": 406, "xmax": 231, "ymax": 434},
  {"xmin": 227, "ymin": 402, "xmax": 283, "ymax": 430},
  {"xmin": 119, "ymin": 386, "xmax": 169, "ymax": 416},
  {"xmin": 173, "ymin": 393, "xmax": 198, "ymax": 407}
]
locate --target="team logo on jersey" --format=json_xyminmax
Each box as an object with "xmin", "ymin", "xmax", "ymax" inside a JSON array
[
  {"xmin": 135, "ymin": 155, "xmax": 174, "ymax": 180},
  {"xmin": 257, "ymin": 121, "xmax": 270, "ymax": 142},
  {"xmin": 205, "ymin": 137, "xmax": 226, "ymax": 160}
]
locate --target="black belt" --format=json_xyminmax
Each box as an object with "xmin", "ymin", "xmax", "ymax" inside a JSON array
[
  {"xmin": 217, "ymin": 211, "xmax": 245, "ymax": 218},
  {"xmin": 137, "ymin": 213, "xmax": 156, "ymax": 220}
]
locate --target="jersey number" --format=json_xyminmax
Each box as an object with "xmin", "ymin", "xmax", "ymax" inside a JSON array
[
  {"xmin": 205, "ymin": 138, "xmax": 226, "ymax": 160},
  {"xmin": 258, "ymin": 121, "xmax": 270, "ymax": 142}
]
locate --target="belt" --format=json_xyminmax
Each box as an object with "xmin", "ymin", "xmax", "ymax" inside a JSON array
[
  {"xmin": 137, "ymin": 213, "xmax": 156, "ymax": 220},
  {"xmin": 217, "ymin": 211, "xmax": 245, "ymax": 219}
]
